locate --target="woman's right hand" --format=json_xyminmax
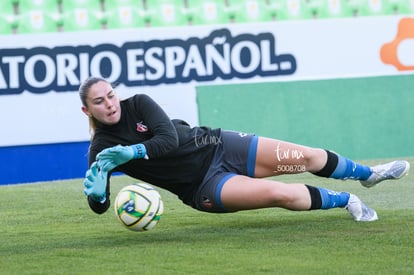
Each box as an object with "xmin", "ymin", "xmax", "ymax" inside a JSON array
[{"xmin": 83, "ymin": 161, "xmax": 107, "ymax": 203}]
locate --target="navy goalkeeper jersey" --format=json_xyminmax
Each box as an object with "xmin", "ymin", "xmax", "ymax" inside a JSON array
[{"xmin": 89, "ymin": 94, "xmax": 221, "ymax": 204}]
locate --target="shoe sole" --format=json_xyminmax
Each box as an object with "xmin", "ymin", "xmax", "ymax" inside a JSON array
[
  {"xmin": 356, "ymin": 211, "xmax": 379, "ymax": 222},
  {"xmin": 361, "ymin": 160, "xmax": 410, "ymax": 188}
]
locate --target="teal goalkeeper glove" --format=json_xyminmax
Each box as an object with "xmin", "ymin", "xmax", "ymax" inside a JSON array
[
  {"xmin": 83, "ymin": 161, "xmax": 107, "ymax": 203},
  {"xmin": 96, "ymin": 144, "xmax": 148, "ymax": 172}
]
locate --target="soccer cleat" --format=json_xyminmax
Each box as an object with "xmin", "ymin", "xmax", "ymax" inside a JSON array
[
  {"xmin": 360, "ymin": 160, "xmax": 410, "ymax": 188},
  {"xmin": 345, "ymin": 194, "xmax": 378, "ymax": 222}
]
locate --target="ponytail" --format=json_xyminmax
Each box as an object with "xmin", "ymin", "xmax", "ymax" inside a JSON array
[{"xmin": 79, "ymin": 76, "xmax": 107, "ymax": 141}]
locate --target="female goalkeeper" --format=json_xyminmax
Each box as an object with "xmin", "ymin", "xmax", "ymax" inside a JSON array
[{"xmin": 80, "ymin": 77, "xmax": 410, "ymax": 222}]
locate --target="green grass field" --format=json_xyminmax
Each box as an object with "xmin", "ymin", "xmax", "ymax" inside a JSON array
[{"xmin": 1, "ymin": 158, "xmax": 413, "ymax": 274}]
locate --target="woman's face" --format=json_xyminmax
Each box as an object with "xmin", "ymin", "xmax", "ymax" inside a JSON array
[{"xmin": 81, "ymin": 81, "xmax": 121, "ymax": 125}]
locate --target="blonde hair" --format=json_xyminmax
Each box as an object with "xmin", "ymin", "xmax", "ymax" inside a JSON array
[{"xmin": 78, "ymin": 76, "xmax": 108, "ymax": 140}]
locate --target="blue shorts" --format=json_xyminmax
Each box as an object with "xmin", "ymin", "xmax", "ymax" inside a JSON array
[{"xmin": 191, "ymin": 130, "xmax": 258, "ymax": 213}]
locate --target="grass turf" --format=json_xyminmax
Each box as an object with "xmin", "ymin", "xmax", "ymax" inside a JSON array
[{"xmin": 1, "ymin": 158, "xmax": 413, "ymax": 274}]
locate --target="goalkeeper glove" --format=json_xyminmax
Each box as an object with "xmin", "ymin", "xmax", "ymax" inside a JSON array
[
  {"xmin": 83, "ymin": 161, "xmax": 107, "ymax": 203},
  {"xmin": 97, "ymin": 144, "xmax": 148, "ymax": 172}
]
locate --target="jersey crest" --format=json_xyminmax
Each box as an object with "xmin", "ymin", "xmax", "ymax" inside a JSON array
[{"xmin": 136, "ymin": 121, "xmax": 148, "ymax": 133}]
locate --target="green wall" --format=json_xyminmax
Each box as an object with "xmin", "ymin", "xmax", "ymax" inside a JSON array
[{"xmin": 197, "ymin": 75, "xmax": 414, "ymax": 160}]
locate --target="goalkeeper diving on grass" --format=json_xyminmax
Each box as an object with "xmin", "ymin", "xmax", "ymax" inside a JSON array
[{"xmin": 80, "ymin": 77, "xmax": 410, "ymax": 222}]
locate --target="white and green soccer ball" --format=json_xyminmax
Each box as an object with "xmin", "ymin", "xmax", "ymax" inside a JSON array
[{"xmin": 114, "ymin": 183, "xmax": 164, "ymax": 232}]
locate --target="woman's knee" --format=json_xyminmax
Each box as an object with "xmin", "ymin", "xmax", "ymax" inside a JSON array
[
  {"xmin": 264, "ymin": 183, "xmax": 296, "ymax": 206},
  {"xmin": 262, "ymin": 183, "xmax": 311, "ymax": 210},
  {"xmin": 303, "ymin": 148, "xmax": 328, "ymax": 172},
  {"xmin": 246, "ymin": 181, "xmax": 298, "ymax": 208}
]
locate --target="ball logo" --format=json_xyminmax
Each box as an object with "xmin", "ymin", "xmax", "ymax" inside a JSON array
[
  {"xmin": 123, "ymin": 199, "xmax": 135, "ymax": 213},
  {"xmin": 380, "ymin": 17, "xmax": 414, "ymax": 71}
]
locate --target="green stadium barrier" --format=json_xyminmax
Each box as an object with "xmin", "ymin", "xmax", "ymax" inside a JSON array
[
  {"xmin": 382, "ymin": 0, "xmax": 412, "ymax": 15},
  {"xmin": 60, "ymin": 0, "xmax": 104, "ymax": 32},
  {"xmin": 341, "ymin": 0, "xmax": 371, "ymax": 17},
  {"xmin": 104, "ymin": 0, "xmax": 146, "ymax": 29},
  {"xmin": 145, "ymin": 0, "xmax": 189, "ymax": 27},
  {"xmin": 228, "ymin": 0, "xmax": 274, "ymax": 23},
  {"xmin": 0, "ymin": 0, "xmax": 17, "ymax": 34},
  {"xmin": 17, "ymin": 0, "xmax": 61, "ymax": 34},
  {"xmin": 301, "ymin": 0, "xmax": 342, "ymax": 19},
  {"xmin": 1, "ymin": 0, "xmax": 413, "ymax": 34},
  {"xmin": 186, "ymin": 0, "xmax": 230, "ymax": 25},
  {"xmin": 265, "ymin": 0, "xmax": 290, "ymax": 20},
  {"xmin": 196, "ymin": 75, "xmax": 414, "ymax": 160}
]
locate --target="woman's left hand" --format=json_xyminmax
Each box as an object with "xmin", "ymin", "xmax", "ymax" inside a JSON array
[{"xmin": 97, "ymin": 144, "xmax": 148, "ymax": 171}]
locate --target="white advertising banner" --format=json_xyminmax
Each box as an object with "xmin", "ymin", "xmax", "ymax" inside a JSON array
[{"xmin": 0, "ymin": 16, "xmax": 412, "ymax": 147}]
